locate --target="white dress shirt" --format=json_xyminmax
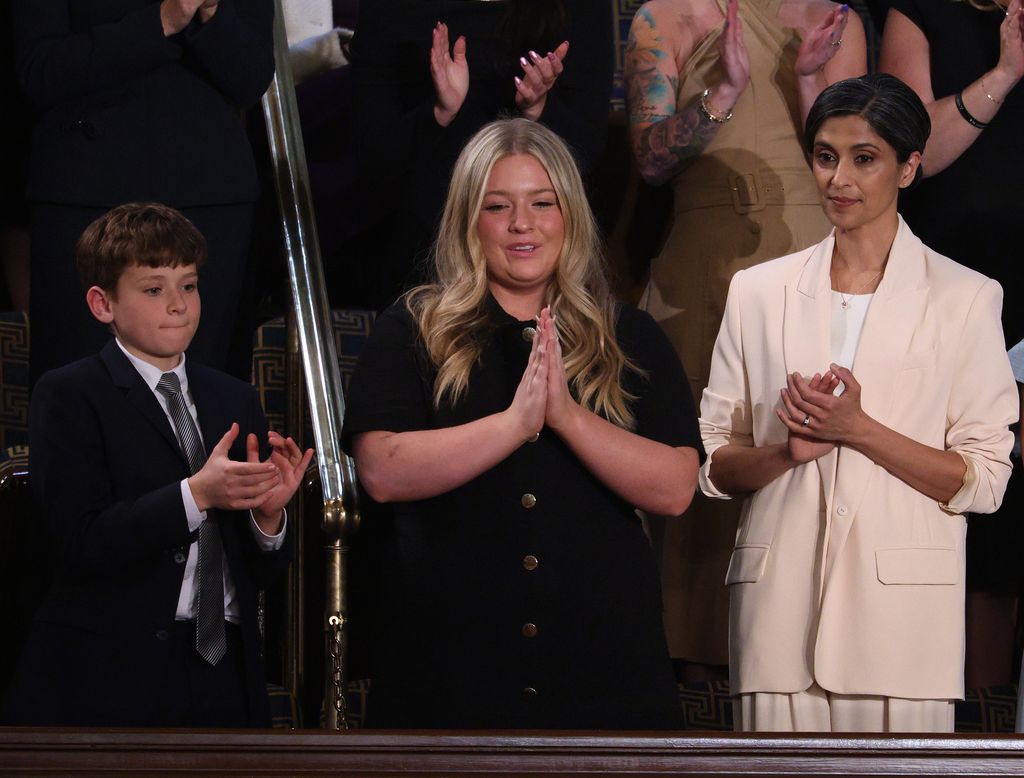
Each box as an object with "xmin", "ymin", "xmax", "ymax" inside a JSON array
[{"xmin": 115, "ymin": 340, "xmax": 286, "ymax": 623}]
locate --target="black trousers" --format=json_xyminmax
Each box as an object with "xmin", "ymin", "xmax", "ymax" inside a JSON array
[{"xmin": 155, "ymin": 620, "xmax": 250, "ymax": 728}]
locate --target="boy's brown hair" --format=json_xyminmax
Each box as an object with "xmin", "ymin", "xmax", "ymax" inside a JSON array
[{"xmin": 76, "ymin": 203, "xmax": 207, "ymax": 294}]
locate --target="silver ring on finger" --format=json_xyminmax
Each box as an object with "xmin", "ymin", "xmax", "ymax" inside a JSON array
[{"xmin": 802, "ymin": 414, "xmax": 812, "ymax": 427}]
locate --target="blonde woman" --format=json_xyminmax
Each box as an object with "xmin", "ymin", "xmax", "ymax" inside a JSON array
[{"xmin": 342, "ymin": 119, "xmax": 701, "ymax": 729}]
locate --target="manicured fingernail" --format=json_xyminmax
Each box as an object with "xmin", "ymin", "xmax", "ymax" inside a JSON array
[
  {"xmin": 530, "ymin": 50, "xmax": 540, "ymax": 60},
  {"xmin": 520, "ymin": 56, "xmax": 529, "ymax": 68},
  {"xmin": 515, "ymin": 76, "xmax": 522, "ymax": 86}
]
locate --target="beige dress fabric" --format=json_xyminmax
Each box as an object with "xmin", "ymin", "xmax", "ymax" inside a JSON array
[
  {"xmin": 641, "ymin": 0, "xmax": 832, "ymax": 665},
  {"xmin": 736, "ymin": 683, "xmax": 955, "ymax": 732}
]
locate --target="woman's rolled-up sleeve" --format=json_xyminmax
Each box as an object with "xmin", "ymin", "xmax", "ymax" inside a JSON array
[
  {"xmin": 941, "ymin": 278, "xmax": 1018, "ymax": 515},
  {"xmin": 699, "ymin": 270, "xmax": 755, "ymax": 499}
]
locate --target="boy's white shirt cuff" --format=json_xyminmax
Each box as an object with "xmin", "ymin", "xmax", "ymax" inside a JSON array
[
  {"xmin": 181, "ymin": 478, "xmax": 206, "ymax": 532},
  {"xmin": 250, "ymin": 510, "xmax": 287, "ymax": 551}
]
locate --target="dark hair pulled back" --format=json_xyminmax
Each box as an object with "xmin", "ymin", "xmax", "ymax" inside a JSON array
[{"xmin": 804, "ymin": 73, "xmax": 931, "ymax": 186}]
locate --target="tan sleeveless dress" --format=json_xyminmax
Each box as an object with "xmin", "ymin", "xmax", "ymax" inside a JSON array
[{"xmin": 640, "ymin": 0, "xmax": 832, "ymax": 665}]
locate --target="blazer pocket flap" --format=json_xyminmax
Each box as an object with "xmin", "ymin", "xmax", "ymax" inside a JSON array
[
  {"xmin": 875, "ymin": 547, "xmax": 959, "ymax": 585},
  {"xmin": 725, "ymin": 544, "xmax": 770, "ymax": 584}
]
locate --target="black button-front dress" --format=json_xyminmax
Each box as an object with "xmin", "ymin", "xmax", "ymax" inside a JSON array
[{"xmin": 342, "ymin": 297, "xmax": 702, "ymax": 729}]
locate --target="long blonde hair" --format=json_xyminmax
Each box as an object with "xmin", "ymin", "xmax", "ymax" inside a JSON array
[{"xmin": 406, "ymin": 119, "xmax": 640, "ymax": 428}]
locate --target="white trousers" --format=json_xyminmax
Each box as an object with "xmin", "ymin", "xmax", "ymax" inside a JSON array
[{"xmin": 736, "ymin": 683, "xmax": 955, "ymax": 732}]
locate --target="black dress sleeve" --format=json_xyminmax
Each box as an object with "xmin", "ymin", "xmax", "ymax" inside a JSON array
[
  {"xmin": 181, "ymin": 0, "xmax": 275, "ymax": 109},
  {"xmin": 351, "ymin": 0, "xmax": 446, "ymax": 189},
  {"xmin": 887, "ymin": 0, "xmax": 924, "ymax": 31},
  {"xmin": 341, "ymin": 303, "xmax": 434, "ymax": 452},
  {"xmin": 616, "ymin": 305, "xmax": 706, "ymax": 463},
  {"xmin": 537, "ymin": 0, "xmax": 614, "ymax": 176}
]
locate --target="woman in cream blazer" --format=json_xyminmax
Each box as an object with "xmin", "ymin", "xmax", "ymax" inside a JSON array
[{"xmin": 700, "ymin": 75, "xmax": 1018, "ymax": 732}]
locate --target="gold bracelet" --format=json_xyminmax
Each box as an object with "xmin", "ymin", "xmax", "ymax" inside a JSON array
[
  {"xmin": 980, "ymin": 78, "xmax": 1005, "ymax": 105},
  {"xmin": 699, "ymin": 87, "xmax": 733, "ymax": 123}
]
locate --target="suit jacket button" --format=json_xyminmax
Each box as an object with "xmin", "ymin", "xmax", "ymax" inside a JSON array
[
  {"xmin": 836, "ymin": 505, "xmax": 849, "ymax": 516},
  {"xmin": 156, "ymin": 630, "xmax": 169, "ymax": 641},
  {"xmin": 173, "ymin": 551, "xmax": 187, "ymax": 564},
  {"xmin": 522, "ymin": 622, "xmax": 538, "ymax": 638},
  {"xmin": 522, "ymin": 686, "xmax": 538, "ymax": 698},
  {"xmin": 521, "ymin": 493, "xmax": 537, "ymax": 509},
  {"xmin": 523, "ymin": 554, "xmax": 539, "ymax": 571}
]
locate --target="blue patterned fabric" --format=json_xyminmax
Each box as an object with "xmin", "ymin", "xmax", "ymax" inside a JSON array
[
  {"xmin": 251, "ymin": 310, "xmax": 376, "ymax": 442},
  {"xmin": 611, "ymin": 0, "xmax": 643, "ymax": 112},
  {"xmin": 0, "ymin": 312, "xmax": 29, "ymax": 453}
]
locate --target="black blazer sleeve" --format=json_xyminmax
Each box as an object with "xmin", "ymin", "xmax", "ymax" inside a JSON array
[
  {"xmin": 14, "ymin": 0, "xmax": 273, "ymax": 110},
  {"xmin": 180, "ymin": 0, "xmax": 275, "ymax": 109},
  {"xmin": 535, "ymin": 0, "xmax": 614, "ymax": 176},
  {"xmin": 13, "ymin": 1, "xmax": 180, "ymax": 108}
]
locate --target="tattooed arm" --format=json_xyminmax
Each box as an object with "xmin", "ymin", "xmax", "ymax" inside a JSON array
[{"xmin": 626, "ymin": 0, "xmax": 750, "ymax": 185}]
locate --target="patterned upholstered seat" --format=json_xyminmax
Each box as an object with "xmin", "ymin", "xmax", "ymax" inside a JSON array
[{"xmin": 0, "ymin": 312, "xmax": 29, "ymax": 458}]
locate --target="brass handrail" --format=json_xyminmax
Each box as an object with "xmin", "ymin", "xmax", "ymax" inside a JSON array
[{"xmin": 262, "ymin": 0, "xmax": 361, "ymax": 730}]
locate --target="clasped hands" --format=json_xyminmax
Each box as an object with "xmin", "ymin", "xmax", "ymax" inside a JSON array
[
  {"xmin": 776, "ymin": 364, "xmax": 867, "ymax": 465},
  {"xmin": 507, "ymin": 306, "xmax": 578, "ymax": 441},
  {"xmin": 430, "ymin": 22, "xmax": 569, "ymax": 126},
  {"xmin": 188, "ymin": 423, "xmax": 314, "ymax": 534},
  {"xmin": 160, "ymin": 0, "xmax": 219, "ymax": 37}
]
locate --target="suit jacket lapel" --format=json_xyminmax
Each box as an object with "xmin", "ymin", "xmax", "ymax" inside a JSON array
[
  {"xmin": 100, "ymin": 341, "xmax": 188, "ymax": 470},
  {"xmin": 186, "ymin": 362, "xmax": 232, "ymax": 461},
  {"xmin": 783, "ymin": 232, "xmax": 839, "ymax": 507},
  {"xmin": 824, "ymin": 217, "xmax": 931, "ymax": 579}
]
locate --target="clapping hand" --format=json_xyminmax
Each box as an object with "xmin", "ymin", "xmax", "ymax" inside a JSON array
[
  {"xmin": 515, "ymin": 42, "xmax": 570, "ymax": 121},
  {"xmin": 994, "ymin": 0, "xmax": 1024, "ymax": 87},
  {"xmin": 710, "ymin": 0, "xmax": 750, "ymax": 115},
  {"xmin": 538, "ymin": 306, "xmax": 578, "ymax": 432},
  {"xmin": 508, "ymin": 307, "xmax": 551, "ymax": 440},
  {"xmin": 431, "ymin": 22, "xmax": 469, "ymax": 127},
  {"xmin": 507, "ymin": 306, "xmax": 580, "ymax": 439},
  {"xmin": 160, "ymin": 0, "xmax": 216, "ymax": 35},
  {"xmin": 795, "ymin": 3, "xmax": 850, "ymax": 77},
  {"xmin": 187, "ymin": 423, "xmax": 282, "ymax": 512},
  {"xmin": 776, "ymin": 370, "xmax": 840, "ymax": 464},
  {"xmin": 249, "ymin": 431, "xmax": 315, "ymax": 534}
]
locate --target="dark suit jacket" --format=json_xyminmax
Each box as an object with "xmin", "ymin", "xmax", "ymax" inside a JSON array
[
  {"xmin": 12, "ymin": 0, "xmax": 274, "ymax": 206},
  {"xmin": 2, "ymin": 341, "xmax": 291, "ymax": 726}
]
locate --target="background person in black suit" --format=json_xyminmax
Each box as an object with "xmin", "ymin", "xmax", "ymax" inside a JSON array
[
  {"xmin": 1, "ymin": 203, "xmax": 312, "ymax": 727},
  {"xmin": 12, "ymin": 0, "xmax": 274, "ymax": 383}
]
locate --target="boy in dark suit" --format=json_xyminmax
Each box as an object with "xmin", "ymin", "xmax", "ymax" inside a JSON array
[{"xmin": 2, "ymin": 203, "xmax": 312, "ymax": 727}]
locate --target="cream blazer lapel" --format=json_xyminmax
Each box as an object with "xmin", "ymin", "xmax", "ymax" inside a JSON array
[
  {"xmin": 823, "ymin": 218, "xmax": 932, "ymax": 579},
  {"xmin": 783, "ymin": 232, "xmax": 839, "ymax": 513}
]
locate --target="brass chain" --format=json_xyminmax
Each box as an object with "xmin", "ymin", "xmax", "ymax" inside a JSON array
[{"xmin": 327, "ymin": 613, "xmax": 349, "ymax": 729}]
